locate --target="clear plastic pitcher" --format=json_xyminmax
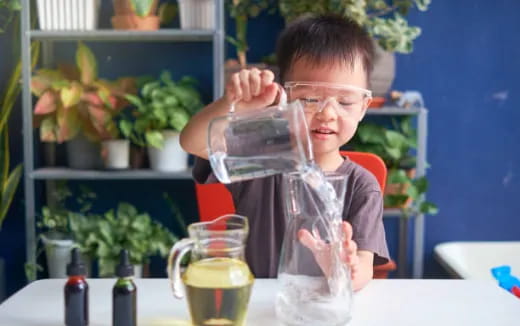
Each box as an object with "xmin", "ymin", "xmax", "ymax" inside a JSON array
[
  {"xmin": 207, "ymin": 89, "xmax": 313, "ymax": 184},
  {"xmin": 276, "ymin": 171, "xmax": 353, "ymax": 326},
  {"xmin": 168, "ymin": 214, "xmax": 254, "ymax": 326}
]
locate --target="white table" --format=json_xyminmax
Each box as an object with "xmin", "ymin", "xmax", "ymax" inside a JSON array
[{"xmin": 0, "ymin": 279, "xmax": 518, "ymax": 325}]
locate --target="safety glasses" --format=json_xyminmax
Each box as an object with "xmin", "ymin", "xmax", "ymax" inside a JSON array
[{"xmin": 284, "ymin": 81, "xmax": 372, "ymax": 118}]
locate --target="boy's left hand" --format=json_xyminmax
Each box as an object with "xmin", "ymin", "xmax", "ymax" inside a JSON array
[{"xmin": 298, "ymin": 221, "xmax": 359, "ymax": 280}]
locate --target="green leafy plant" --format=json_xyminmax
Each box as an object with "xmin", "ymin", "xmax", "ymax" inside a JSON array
[
  {"xmin": 120, "ymin": 70, "xmax": 203, "ymax": 149},
  {"xmin": 129, "ymin": 0, "xmax": 157, "ymax": 17},
  {"xmin": 278, "ymin": 0, "xmax": 431, "ymax": 53},
  {"xmin": 36, "ymin": 182, "xmax": 96, "ymax": 239},
  {"xmin": 70, "ymin": 202, "xmax": 177, "ymax": 277},
  {"xmin": 31, "ymin": 42, "xmax": 137, "ymax": 143},
  {"xmin": 349, "ymin": 117, "xmax": 438, "ymax": 215},
  {"xmin": 227, "ymin": 0, "xmax": 273, "ymax": 67},
  {"xmin": 25, "ymin": 183, "xmax": 96, "ymax": 281}
]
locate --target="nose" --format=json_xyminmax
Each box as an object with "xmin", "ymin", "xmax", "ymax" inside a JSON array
[{"xmin": 315, "ymin": 98, "xmax": 337, "ymax": 121}]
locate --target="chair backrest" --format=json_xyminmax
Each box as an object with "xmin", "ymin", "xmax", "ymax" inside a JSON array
[
  {"xmin": 194, "ymin": 151, "xmax": 387, "ymax": 222},
  {"xmin": 340, "ymin": 151, "xmax": 387, "ymax": 193}
]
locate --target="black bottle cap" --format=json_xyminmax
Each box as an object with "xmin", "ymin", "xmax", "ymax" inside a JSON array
[
  {"xmin": 116, "ymin": 249, "xmax": 134, "ymax": 278},
  {"xmin": 66, "ymin": 248, "xmax": 86, "ymax": 276}
]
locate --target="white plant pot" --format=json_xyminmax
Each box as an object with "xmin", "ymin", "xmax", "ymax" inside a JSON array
[
  {"xmin": 102, "ymin": 139, "xmax": 130, "ymax": 169},
  {"xmin": 37, "ymin": 0, "xmax": 100, "ymax": 31},
  {"xmin": 148, "ymin": 131, "xmax": 188, "ymax": 172},
  {"xmin": 178, "ymin": 0, "xmax": 214, "ymax": 29},
  {"xmin": 370, "ymin": 40, "xmax": 396, "ymax": 97},
  {"xmin": 41, "ymin": 234, "xmax": 75, "ymax": 278}
]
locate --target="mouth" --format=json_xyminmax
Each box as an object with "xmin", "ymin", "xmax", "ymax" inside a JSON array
[{"xmin": 311, "ymin": 127, "xmax": 336, "ymax": 135}]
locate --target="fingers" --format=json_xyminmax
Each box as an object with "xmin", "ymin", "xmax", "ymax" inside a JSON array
[
  {"xmin": 249, "ymin": 68, "xmax": 261, "ymax": 97},
  {"xmin": 226, "ymin": 73, "xmax": 242, "ymax": 103},
  {"xmin": 342, "ymin": 221, "xmax": 354, "ymax": 242},
  {"xmin": 225, "ymin": 68, "xmax": 276, "ymax": 107},
  {"xmin": 298, "ymin": 229, "xmax": 320, "ymax": 252},
  {"xmin": 239, "ymin": 70, "xmax": 252, "ymax": 101}
]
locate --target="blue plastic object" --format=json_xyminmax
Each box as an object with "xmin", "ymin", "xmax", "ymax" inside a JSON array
[{"xmin": 491, "ymin": 265, "xmax": 520, "ymax": 291}]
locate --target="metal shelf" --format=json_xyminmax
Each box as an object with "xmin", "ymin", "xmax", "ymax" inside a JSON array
[
  {"xmin": 366, "ymin": 107, "xmax": 424, "ymax": 115},
  {"xmin": 20, "ymin": 0, "xmax": 226, "ymax": 283},
  {"xmin": 28, "ymin": 29, "xmax": 215, "ymax": 42},
  {"xmin": 384, "ymin": 208, "xmax": 406, "ymax": 217},
  {"xmin": 30, "ymin": 168, "xmax": 193, "ymax": 180}
]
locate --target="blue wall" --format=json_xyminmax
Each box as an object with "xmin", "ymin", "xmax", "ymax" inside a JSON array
[
  {"xmin": 2, "ymin": 0, "xmax": 520, "ymax": 297},
  {"xmin": 393, "ymin": 0, "xmax": 520, "ymax": 277}
]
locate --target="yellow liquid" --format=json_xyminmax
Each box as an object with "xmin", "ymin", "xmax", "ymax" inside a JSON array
[{"xmin": 182, "ymin": 257, "xmax": 254, "ymax": 326}]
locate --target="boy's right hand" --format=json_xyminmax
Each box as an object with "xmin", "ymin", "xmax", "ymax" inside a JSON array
[{"xmin": 224, "ymin": 68, "xmax": 279, "ymax": 111}]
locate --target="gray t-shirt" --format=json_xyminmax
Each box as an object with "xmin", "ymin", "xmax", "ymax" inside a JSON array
[{"xmin": 193, "ymin": 157, "xmax": 390, "ymax": 278}]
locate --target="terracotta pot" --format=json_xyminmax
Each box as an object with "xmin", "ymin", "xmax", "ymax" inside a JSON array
[
  {"xmin": 368, "ymin": 96, "xmax": 386, "ymax": 109},
  {"xmin": 384, "ymin": 169, "xmax": 416, "ymax": 209},
  {"xmin": 111, "ymin": 15, "xmax": 160, "ymax": 30}
]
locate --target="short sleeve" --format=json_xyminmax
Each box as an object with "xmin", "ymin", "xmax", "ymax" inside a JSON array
[
  {"xmin": 347, "ymin": 188, "xmax": 390, "ymax": 266},
  {"xmin": 192, "ymin": 156, "xmax": 219, "ymax": 184}
]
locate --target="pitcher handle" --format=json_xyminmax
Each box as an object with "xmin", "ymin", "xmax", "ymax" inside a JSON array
[
  {"xmin": 167, "ymin": 238, "xmax": 195, "ymax": 299},
  {"xmin": 229, "ymin": 83, "xmax": 287, "ymax": 114}
]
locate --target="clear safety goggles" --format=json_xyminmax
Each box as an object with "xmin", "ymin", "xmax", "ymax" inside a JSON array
[{"xmin": 284, "ymin": 81, "xmax": 372, "ymax": 118}]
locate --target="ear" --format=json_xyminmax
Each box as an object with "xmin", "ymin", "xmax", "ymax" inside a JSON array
[{"xmin": 359, "ymin": 96, "xmax": 373, "ymax": 121}]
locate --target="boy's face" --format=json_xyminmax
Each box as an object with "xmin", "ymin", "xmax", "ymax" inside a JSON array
[{"xmin": 284, "ymin": 58, "xmax": 370, "ymax": 158}]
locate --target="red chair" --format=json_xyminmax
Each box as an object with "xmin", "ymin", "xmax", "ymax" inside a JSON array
[{"xmin": 194, "ymin": 151, "xmax": 396, "ymax": 278}]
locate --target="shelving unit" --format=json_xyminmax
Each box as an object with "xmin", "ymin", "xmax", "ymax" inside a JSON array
[
  {"xmin": 366, "ymin": 107, "xmax": 429, "ymax": 278},
  {"xmin": 20, "ymin": 0, "xmax": 225, "ymax": 276},
  {"xmin": 20, "ymin": 0, "xmax": 428, "ymax": 279}
]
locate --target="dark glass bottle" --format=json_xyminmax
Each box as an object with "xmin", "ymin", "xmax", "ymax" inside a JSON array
[
  {"xmin": 113, "ymin": 249, "xmax": 137, "ymax": 326},
  {"xmin": 64, "ymin": 248, "xmax": 89, "ymax": 326}
]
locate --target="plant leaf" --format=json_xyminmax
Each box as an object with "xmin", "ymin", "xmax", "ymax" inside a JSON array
[
  {"xmin": 124, "ymin": 94, "xmax": 143, "ymax": 108},
  {"xmin": 169, "ymin": 109, "xmax": 190, "ymax": 132},
  {"xmin": 34, "ymin": 90, "xmax": 57, "ymax": 115},
  {"xmin": 145, "ymin": 131, "xmax": 164, "ymax": 149},
  {"xmin": 130, "ymin": 0, "xmax": 155, "ymax": 17},
  {"xmin": 57, "ymin": 105, "xmax": 80, "ymax": 142},
  {"xmin": 387, "ymin": 169, "xmax": 410, "ymax": 184},
  {"xmin": 76, "ymin": 42, "xmax": 97, "ymax": 85},
  {"xmin": 0, "ymin": 164, "xmax": 22, "ymax": 229},
  {"xmin": 420, "ymin": 201, "xmax": 438, "ymax": 215},
  {"xmin": 30, "ymin": 75, "xmax": 53, "ymax": 96},
  {"xmin": 119, "ymin": 120, "xmax": 133, "ymax": 138},
  {"xmin": 40, "ymin": 117, "xmax": 57, "ymax": 142},
  {"xmin": 60, "ymin": 81, "xmax": 82, "ymax": 108}
]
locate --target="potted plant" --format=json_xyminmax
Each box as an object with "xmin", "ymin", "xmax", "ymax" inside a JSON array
[
  {"xmin": 31, "ymin": 42, "xmax": 136, "ymax": 169},
  {"xmin": 70, "ymin": 202, "xmax": 177, "ymax": 277},
  {"xmin": 34, "ymin": 182, "xmax": 96, "ymax": 278},
  {"xmin": 277, "ymin": 0, "xmax": 431, "ymax": 96},
  {"xmin": 348, "ymin": 117, "xmax": 438, "ymax": 216},
  {"xmin": 36, "ymin": 0, "xmax": 100, "ymax": 31},
  {"xmin": 111, "ymin": 0, "xmax": 162, "ymax": 30},
  {"xmin": 121, "ymin": 71, "xmax": 203, "ymax": 172}
]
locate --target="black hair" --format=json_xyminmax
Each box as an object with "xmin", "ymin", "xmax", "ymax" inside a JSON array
[{"xmin": 276, "ymin": 14, "xmax": 375, "ymax": 83}]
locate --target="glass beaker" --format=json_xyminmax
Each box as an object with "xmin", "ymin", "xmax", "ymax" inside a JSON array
[
  {"xmin": 207, "ymin": 89, "xmax": 313, "ymax": 184},
  {"xmin": 276, "ymin": 171, "xmax": 352, "ymax": 326},
  {"xmin": 168, "ymin": 214, "xmax": 254, "ymax": 326}
]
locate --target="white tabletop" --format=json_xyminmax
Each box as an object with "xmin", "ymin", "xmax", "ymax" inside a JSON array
[{"xmin": 0, "ymin": 278, "xmax": 518, "ymax": 326}]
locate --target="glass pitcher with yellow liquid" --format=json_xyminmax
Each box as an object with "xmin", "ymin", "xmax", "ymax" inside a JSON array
[{"xmin": 168, "ymin": 214, "xmax": 254, "ymax": 326}]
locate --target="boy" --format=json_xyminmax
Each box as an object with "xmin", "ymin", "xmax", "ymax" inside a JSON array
[{"xmin": 180, "ymin": 14, "xmax": 389, "ymax": 291}]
